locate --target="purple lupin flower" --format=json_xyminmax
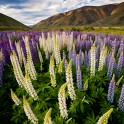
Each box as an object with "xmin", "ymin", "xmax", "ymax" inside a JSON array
[
  {"xmin": 117, "ymin": 52, "xmax": 124, "ymax": 78},
  {"xmin": 107, "ymin": 54, "xmax": 115, "ymax": 79},
  {"xmin": 107, "ymin": 74, "xmax": 116, "ymax": 103},
  {"xmin": 0, "ymin": 50, "xmax": 4, "ymax": 87},
  {"xmin": 76, "ymin": 54, "xmax": 80, "ymax": 70},
  {"xmin": 79, "ymin": 50, "xmax": 83, "ymax": 65},
  {"xmin": 118, "ymin": 84, "xmax": 124, "ymax": 112},
  {"xmin": 71, "ymin": 48, "xmax": 76, "ymax": 66},
  {"xmin": 76, "ymin": 65, "xmax": 82, "ymax": 89},
  {"xmin": 84, "ymin": 51, "xmax": 88, "ymax": 67}
]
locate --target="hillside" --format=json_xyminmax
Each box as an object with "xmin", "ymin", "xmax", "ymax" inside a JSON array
[
  {"xmin": 33, "ymin": 2, "xmax": 124, "ymax": 29},
  {"xmin": 0, "ymin": 13, "xmax": 29, "ymax": 30}
]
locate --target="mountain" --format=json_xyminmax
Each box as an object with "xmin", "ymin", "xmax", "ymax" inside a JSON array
[
  {"xmin": 0, "ymin": 13, "xmax": 29, "ymax": 30},
  {"xmin": 33, "ymin": 2, "xmax": 124, "ymax": 29}
]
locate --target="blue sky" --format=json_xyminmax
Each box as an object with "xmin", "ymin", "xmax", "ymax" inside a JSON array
[{"xmin": 0, "ymin": 0, "xmax": 123, "ymax": 25}]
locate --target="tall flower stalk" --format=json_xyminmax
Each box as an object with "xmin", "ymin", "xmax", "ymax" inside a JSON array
[
  {"xmin": 98, "ymin": 44, "xmax": 107, "ymax": 71},
  {"xmin": 23, "ymin": 36, "xmax": 37, "ymax": 80},
  {"xmin": 90, "ymin": 43, "xmax": 96, "ymax": 76},
  {"xmin": 66, "ymin": 60, "xmax": 76, "ymax": 100},
  {"xmin": 23, "ymin": 96, "xmax": 38, "ymax": 124},
  {"xmin": 53, "ymin": 38, "xmax": 61, "ymax": 66},
  {"xmin": 49, "ymin": 54, "xmax": 56, "ymax": 87},
  {"xmin": 107, "ymin": 54, "xmax": 115, "ymax": 79},
  {"xmin": 76, "ymin": 65, "xmax": 82, "ymax": 89},
  {"xmin": 107, "ymin": 74, "xmax": 116, "ymax": 103},
  {"xmin": 44, "ymin": 108, "xmax": 52, "ymax": 124},
  {"xmin": 58, "ymin": 82, "xmax": 68, "ymax": 119},
  {"xmin": 10, "ymin": 50, "xmax": 24, "ymax": 87},
  {"xmin": 97, "ymin": 108, "xmax": 113, "ymax": 124},
  {"xmin": 23, "ymin": 65, "xmax": 38, "ymax": 100},
  {"xmin": 10, "ymin": 89, "xmax": 21, "ymax": 106},
  {"xmin": 118, "ymin": 84, "xmax": 124, "ymax": 111}
]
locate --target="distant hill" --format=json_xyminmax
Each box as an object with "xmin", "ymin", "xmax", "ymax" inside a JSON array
[
  {"xmin": 33, "ymin": 2, "xmax": 124, "ymax": 29},
  {"xmin": 0, "ymin": 13, "xmax": 29, "ymax": 30}
]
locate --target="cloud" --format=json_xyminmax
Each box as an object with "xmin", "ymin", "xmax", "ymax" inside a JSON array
[{"xmin": 0, "ymin": 0, "xmax": 123, "ymax": 25}]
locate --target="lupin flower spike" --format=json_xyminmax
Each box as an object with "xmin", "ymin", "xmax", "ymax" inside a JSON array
[
  {"xmin": 66, "ymin": 60, "xmax": 76, "ymax": 101},
  {"xmin": 107, "ymin": 74, "xmax": 115, "ymax": 103},
  {"xmin": 90, "ymin": 42, "xmax": 96, "ymax": 76},
  {"xmin": 97, "ymin": 108, "xmax": 113, "ymax": 124},
  {"xmin": 10, "ymin": 89, "xmax": 21, "ymax": 106},
  {"xmin": 23, "ymin": 96, "xmax": 38, "ymax": 124},
  {"xmin": 58, "ymin": 82, "xmax": 68, "ymax": 119},
  {"xmin": 118, "ymin": 84, "xmax": 124, "ymax": 111},
  {"xmin": 44, "ymin": 108, "xmax": 52, "ymax": 124}
]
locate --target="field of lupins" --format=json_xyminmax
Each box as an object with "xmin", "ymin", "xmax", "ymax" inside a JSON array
[{"xmin": 0, "ymin": 31, "xmax": 124, "ymax": 124}]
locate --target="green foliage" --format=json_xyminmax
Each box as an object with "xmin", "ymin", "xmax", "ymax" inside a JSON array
[{"xmin": 1, "ymin": 53, "xmax": 124, "ymax": 124}]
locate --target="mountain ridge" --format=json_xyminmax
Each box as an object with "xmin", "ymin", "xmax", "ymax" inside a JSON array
[
  {"xmin": 33, "ymin": 2, "xmax": 124, "ymax": 29},
  {"xmin": 0, "ymin": 13, "xmax": 29, "ymax": 30}
]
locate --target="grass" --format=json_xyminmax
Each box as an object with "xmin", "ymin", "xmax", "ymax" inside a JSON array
[{"xmin": 34, "ymin": 26, "xmax": 124, "ymax": 35}]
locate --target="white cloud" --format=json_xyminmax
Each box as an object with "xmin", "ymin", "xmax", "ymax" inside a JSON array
[{"xmin": 0, "ymin": 0, "xmax": 123, "ymax": 25}]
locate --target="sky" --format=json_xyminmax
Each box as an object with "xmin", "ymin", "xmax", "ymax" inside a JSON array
[{"xmin": 0, "ymin": 0, "xmax": 124, "ymax": 26}]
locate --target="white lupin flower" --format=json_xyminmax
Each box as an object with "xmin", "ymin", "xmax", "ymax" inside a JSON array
[
  {"xmin": 36, "ymin": 44, "xmax": 43, "ymax": 64},
  {"xmin": 23, "ymin": 36, "xmax": 37, "ymax": 80},
  {"xmin": 66, "ymin": 60, "xmax": 76, "ymax": 101},
  {"xmin": 49, "ymin": 54, "xmax": 55, "ymax": 76},
  {"xmin": 21, "ymin": 47, "xmax": 26, "ymax": 68},
  {"xmin": 10, "ymin": 51, "xmax": 24, "ymax": 87},
  {"xmin": 50, "ymin": 75, "xmax": 56, "ymax": 87},
  {"xmin": 49, "ymin": 54, "xmax": 56, "ymax": 87},
  {"xmin": 44, "ymin": 108, "xmax": 52, "ymax": 124},
  {"xmin": 90, "ymin": 42, "xmax": 96, "ymax": 76},
  {"xmin": 58, "ymin": 60, "xmax": 64, "ymax": 73},
  {"xmin": 97, "ymin": 108, "xmax": 113, "ymax": 124},
  {"xmin": 23, "ymin": 65, "xmax": 38, "ymax": 100},
  {"xmin": 58, "ymin": 83, "xmax": 68, "ymax": 119},
  {"xmin": 53, "ymin": 38, "xmax": 61, "ymax": 66},
  {"xmin": 98, "ymin": 44, "xmax": 107, "ymax": 71},
  {"xmin": 10, "ymin": 89, "xmax": 21, "ymax": 106},
  {"xmin": 23, "ymin": 96, "xmax": 38, "ymax": 124}
]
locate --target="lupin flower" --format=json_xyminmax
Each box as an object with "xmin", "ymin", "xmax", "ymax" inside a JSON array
[
  {"xmin": 58, "ymin": 60, "xmax": 64, "ymax": 73},
  {"xmin": 23, "ymin": 36, "xmax": 37, "ymax": 80},
  {"xmin": 58, "ymin": 82, "xmax": 68, "ymax": 119},
  {"xmin": 71, "ymin": 45, "xmax": 76, "ymax": 65},
  {"xmin": 117, "ymin": 52, "xmax": 123, "ymax": 78},
  {"xmin": 79, "ymin": 50, "xmax": 83, "ymax": 65},
  {"xmin": 53, "ymin": 38, "xmax": 61, "ymax": 66},
  {"xmin": 44, "ymin": 108, "xmax": 52, "ymax": 124},
  {"xmin": 36, "ymin": 44, "xmax": 43, "ymax": 64},
  {"xmin": 90, "ymin": 42, "xmax": 96, "ymax": 76},
  {"xmin": 97, "ymin": 108, "xmax": 113, "ymax": 124},
  {"xmin": 49, "ymin": 54, "xmax": 56, "ymax": 87},
  {"xmin": 107, "ymin": 74, "xmax": 116, "ymax": 103},
  {"xmin": 10, "ymin": 89, "xmax": 21, "ymax": 106},
  {"xmin": 98, "ymin": 44, "xmax": 107, "ymax": 71},
  {"xmin": 50, "ymin": 75, "xmax": 56, "ymax": 87},
  {"xmin": 23, "ymin": 96, "xmax": 38, "ymax": 124},
  {"xmin": 76, "ymin": 65, "xmax": 82, "ymax": 89},
  {"xmin": 66, "ymin": 60, "xmax": 76, "ymax": 101},
  {"xmin": 107, "ymin": 54, "xmax": 115, "ymax": 79},
  {"xmin": 64, "ymin": 58, "xmax": 68, "ymax": 72},
  {"xmin": 76, "ymin": 54, "xmax": 80, "ymax": 70},
  {"xmin": 10, "ymin": 50, "xmax": 24, "ymax": 87},
  {"xmin": 118, "ymin": 84, "xmax": 124, "ymax": 111},
  {"xmin": 23, "ymin": 65, "xmax": 38, "ymax": 100},
  {"xmin": 0, "ymin": 50, "xmax": 4, "ymax": 86},
  {"xmin": 83, "ymin": 79, "xmax": 88, "ymax": 91}
]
